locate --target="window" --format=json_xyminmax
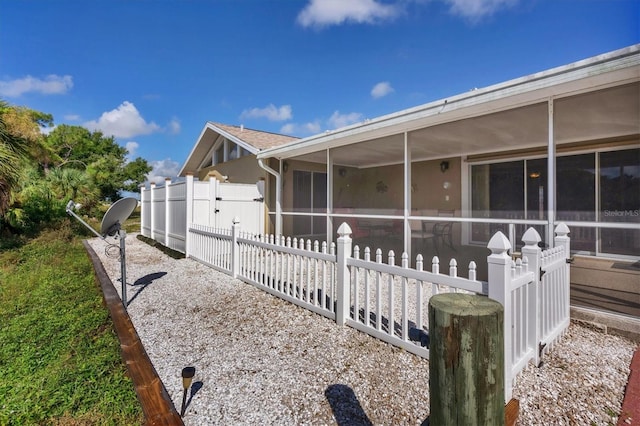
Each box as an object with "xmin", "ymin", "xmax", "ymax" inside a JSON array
[
  {"xmin": 470, "ymin": 147, "xmax": 639, "ymax": 256},
  {"xmin": 526, "ymin": 158, "xmax": 547, "ymax": 220},
  {"xmin": 215, "ymin": 144, "xmax": 225, "ymax": 165},
  {"xmin": 292, "ymin": 170, "xmax": 327, "ymax": 237},
  {"xmin": 557, "ymin": 154, "xmax": 596, "ymax": 252},
  {"xmin": 471, "ymin": 161, "xmax": 525, "ymax": 243},
  {"xmin": 228, "ymin": 144, "xmax": 239, "ymax": 161},
  {"xmin": 599, "ymin": 148, "xmax": 640, "ymax": 256}
]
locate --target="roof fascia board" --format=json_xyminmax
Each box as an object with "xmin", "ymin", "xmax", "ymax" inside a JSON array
[
  {"xmin": 257, "ymin": 45, "xmax": 639, "ymax": 161},
  {"xmin": 196, "ymin": 134, "xmax": 224, "ymax": 170},
  {"xmin": 205, "ymin": 123, "xmax": 260, "ymax": 155},
  {"xmin": 179, "ymin": 123, "xmax": 213, "ymax": 176},
  {"xmin": 179, "ymin": 122, "xmax": 260, "ymax": 176}
]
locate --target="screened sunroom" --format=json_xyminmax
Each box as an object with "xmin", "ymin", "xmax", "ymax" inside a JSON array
[{"xmin": 257, "ymin": 45, "xmax": 640, "ymax": 275}]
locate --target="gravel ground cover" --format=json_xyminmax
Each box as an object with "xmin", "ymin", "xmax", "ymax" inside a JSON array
[{"xmin": 88, "ymin": 235, "xmax": 636, "ymax": 425}]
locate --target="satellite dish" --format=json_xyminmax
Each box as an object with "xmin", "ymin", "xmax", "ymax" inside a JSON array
[
  {"xmin": 100, "ymin": 197, "xmax": 137, "ymax": 237},
  {"xmin": 66, "ymin": 197, "xmax": 138, "ymax": 309}
]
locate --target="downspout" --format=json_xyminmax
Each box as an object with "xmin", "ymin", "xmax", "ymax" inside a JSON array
[{"xmin": 258, "ymin": 158, "xmax": 282, "ymax": 236}]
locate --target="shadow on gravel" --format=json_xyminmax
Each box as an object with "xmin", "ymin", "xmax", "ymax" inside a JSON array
[
  {"xmin": 183, "ymin": 381, "xmax": 203, "ymax": 415},
  {"xmin": 127, "ymin": 271, "xmax": 167, "ymax": 306},
  {"xmin": 325, "ymin": 384, "xmax": 372, "ymax": 426}
]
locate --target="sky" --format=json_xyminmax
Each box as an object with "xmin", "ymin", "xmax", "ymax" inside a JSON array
[{"xmin": 1, "ymin": 0, "xmax": 638, "ymax": 184}]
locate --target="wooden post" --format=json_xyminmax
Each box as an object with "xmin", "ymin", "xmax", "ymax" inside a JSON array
[{"xmin": 429, "ymin": 293, "xmax": 504, "ymax": 426}]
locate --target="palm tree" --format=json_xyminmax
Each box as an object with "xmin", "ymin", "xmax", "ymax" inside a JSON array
[
  {"xmin": 48, "ymin": 167, "xmax": 98, "ymax": 205},
  {"xmin": 0, "ymin": 100, "xmax": 30, "ymax": 216}
]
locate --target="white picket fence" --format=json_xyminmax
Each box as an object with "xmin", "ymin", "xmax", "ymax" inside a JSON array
[{"xmin": 186, "ymin": 219, "xmax": 571, "ymax": 402}]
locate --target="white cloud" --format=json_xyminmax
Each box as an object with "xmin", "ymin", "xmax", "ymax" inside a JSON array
[
  {"xmin": 0, "ymin": 74, "xmax": 73, "ymax": 97},
  {"xmin": 281, "ymin": 111, "xmax": 362, "ymax": 136},
  {"xmin": 84, "ymin": 101, "xmax": 161, "ymax": 138},
  {"xmin": 241, "ymin": 104, "xmax": 293, "ymax": 121},
  {"xmin": 371, "ymin": 81, "xmax": 395, "ymax": 99},
  {"xmin": 280, "ymin": 121, "xmax": 322, "ymax": 136},
  {"xmin": 40, "ymin": 125, "xmax": 56, "ymax": 135},
  {"xmin": 444, "ymin": 0, "xmax": 517, "ymax": 20},
  {"xmin": 297, "ymin": 0, "xmax": 400, "ymax": 28},
  {"xmin": 328, "ymin": 111, "xmax": 363, "ymax": 129},
  {"xmin": 167, "ymin": 117, "xmax": 181, "ymax": 134},
  {"xmin": 64, "ymin": 114, "xmax": 81, "ymax": 121},
  {"xmin": 125, "ymin": 141, "xmax": 139, "ymax": 162},
  {"xmin": 146, "ymin": 158, "xmax": 180, "ymax": 184}
]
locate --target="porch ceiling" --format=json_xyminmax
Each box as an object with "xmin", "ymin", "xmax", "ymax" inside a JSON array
[{"xmin": 293, "ymin": 82, "xmax": 639, "ymax": 168}]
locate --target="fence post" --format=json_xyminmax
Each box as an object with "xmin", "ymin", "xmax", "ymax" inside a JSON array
[
  {"xmin": 231, "ymin": 217, "xmax": 240, "ymax": 278},
  {"xmin": 165, "ymin": 177, "xmax": 171, "ymax": 247},
  {"xmin": 487, "ymin": 231, "xmax": 513, "ymax": 402},
  {"xmin": 554, "ymin": 223, "xmax": 571, "ymax": 323},
  {"xmin": 208, "ymin": 176, "xmax": 218, "ymax": 228},
  {"xmin": 150, "ymin": 182, "xmax": 156, "ymax": 240},
  {"xmin": 429, "ymin": 293, "xmax": 505, "ymax": 425},
  {"xmin": 139, "ymin": 184, "xmax": 146, "ymax": 235},
  {"xmin": 554, "ymin": 223, "xmax": 570, "ymax": 260},
  {"xmin": 521, "ymin": 227, "xmax": 542, "ymax": 366},
  {"xmin": 185, "ymin": 174, "xmax": 194, "ymax": 258},
  {"xmin": 336, "ymin": 222, "xmax": 353, "ymax": 326}
]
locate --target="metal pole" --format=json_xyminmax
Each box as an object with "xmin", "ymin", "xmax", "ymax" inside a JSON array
[{"xmin": 119, "ymin": 229, "xmax": 127, "ymax": 308}]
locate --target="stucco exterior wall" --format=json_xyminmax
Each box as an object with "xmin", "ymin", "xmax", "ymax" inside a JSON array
[{"xmin": 198, "ymin": 155, "xmax": 266, "ymax": 184}]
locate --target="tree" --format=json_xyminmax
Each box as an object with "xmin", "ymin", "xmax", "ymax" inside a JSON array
[
  {"xmin": 44, "ymin": 125, "xmax": 151, "ymax": 201},
  {"xmin": 1, "ymin": 100, "xmax": 152, "ymax": 234},
  {"xmin": 0, "ymin": 101, "xmax": 52, "ymax": 215}
]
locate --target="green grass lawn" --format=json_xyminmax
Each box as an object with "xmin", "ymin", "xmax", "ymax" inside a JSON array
[{"xmin": 0, "ymin": 221, "xmax": 143, "ymax": 425}]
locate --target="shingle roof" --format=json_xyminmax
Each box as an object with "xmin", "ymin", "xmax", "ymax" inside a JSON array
[
  {"xmin": 211, "ymin": 122, "xmax": 298, "ymax": 150},
  {"xmin": 179, "ymin": 122, "xmax": 299, "ymax": 176}
]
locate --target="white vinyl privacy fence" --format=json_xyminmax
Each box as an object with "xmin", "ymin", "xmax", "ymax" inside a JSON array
[
  {"xmin": 186, "ymin": 219, "xmax": 571, "ymax": 402},
  {"xmin": 140, "ymin": 174, "xmax": 265, "ymax": 253}
]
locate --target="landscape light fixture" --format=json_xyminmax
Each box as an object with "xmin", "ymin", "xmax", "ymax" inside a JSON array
[
  {"xmin": 66, "ymin": 197, "xmax": 137, "ymax": 309},
  {"xmin": 181, "ymin": 366, "xmax": 196, "ymax": 417}
]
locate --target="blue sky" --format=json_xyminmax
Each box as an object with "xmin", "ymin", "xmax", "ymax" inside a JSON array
[{"xmin": 1, "ymin": 0, "xmax": 638, "ymax": 183}]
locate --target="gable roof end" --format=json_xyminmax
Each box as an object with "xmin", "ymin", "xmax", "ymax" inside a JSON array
[{"xmin": 179, "ymin": 122, "xmax": 298, "ymax": 176}]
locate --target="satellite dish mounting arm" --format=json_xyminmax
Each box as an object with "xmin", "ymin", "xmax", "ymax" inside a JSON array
[{"xmin": 66, "ymin": 200, "xmax": 104, "ymax": 239}]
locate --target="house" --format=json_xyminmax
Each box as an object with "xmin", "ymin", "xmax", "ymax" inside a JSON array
[{"xmin": 180, "ymin": 45, "xmax": 639, "ymax": 317}]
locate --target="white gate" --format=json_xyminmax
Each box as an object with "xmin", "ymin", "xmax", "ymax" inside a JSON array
[
  {"xmin": 140, "ymin": 175, "xmax": 265, "ymax": 253},
  {"xmin": 215, "ymin": 183, "xmax": 264, "ymax": 235}
]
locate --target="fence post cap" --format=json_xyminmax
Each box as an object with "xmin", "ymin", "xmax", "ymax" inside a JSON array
[
  {"xmin": 487, "ymin": 231, "xmax": 511, "ymax": 255},
  {"xmin": 337, "ymin": 222, "xmax": 352, "ymax": 237},
  {"xmin": 232, "ymin": 216, "xmax": 240, "ymax": 224},
  {"xmin": 522, "ymin": 227, "xmax": 541, "ymax": 246},
  {"xmin": 554, "ymin": 222, "xmax": 570, "ymax": 236}
]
